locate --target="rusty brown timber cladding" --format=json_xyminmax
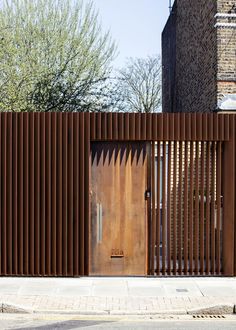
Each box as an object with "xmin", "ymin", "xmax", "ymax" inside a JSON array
[
  {"xmin": 90, "ymin": 113, "xmax": 229, "ymax": 141},
  {"xmin": 0, "ymin": 112, "xmax": 235, "ymax": 276},
  {"xmin": 0, "ymin": 112, "xmax": 90, "ymax": 276}
]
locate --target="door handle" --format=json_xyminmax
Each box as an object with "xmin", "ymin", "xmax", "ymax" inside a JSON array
[
  {"xmin": 145, "ymin": 190, "xmax": 151, "ymax": 200},
  {"xmin": 97, "ymin": 203, "xmax": 103, "ymax": 242}
]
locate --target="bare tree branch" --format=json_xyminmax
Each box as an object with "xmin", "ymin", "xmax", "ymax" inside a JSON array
[{"xmin": 118, "ymin": 55, "xmax": 162, "ymax": 113}]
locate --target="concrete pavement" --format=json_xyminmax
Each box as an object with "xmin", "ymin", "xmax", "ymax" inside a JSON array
[{"xmin": 0, "ymin": 277, "xmax": 235, "ymax": 315}]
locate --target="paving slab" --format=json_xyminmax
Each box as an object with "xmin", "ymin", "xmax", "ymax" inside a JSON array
[
  {"xmin": 128, "ymin": 286, "xmax": 166, "ymax": 297},
  {"xmin": 163, "ymin": 282, "xmax": 203, "ymax": 297},
  {"xmin": 18, "ymin": 286, "xmax": 57, "ymax": 296},
  {"xmin": 55, "ymin": 286, "xmax": 92, "ymax": 297},
  {"xmin": 92, "ymin": 285, "xmax": 128, "ymax": 297},
  {"xmin": 198, "ymin": 286, "xmax": 236, "ymax": 297},
  {"xmin": 0, "ymin": 285, "xmax": 21, "ymax": 295}
]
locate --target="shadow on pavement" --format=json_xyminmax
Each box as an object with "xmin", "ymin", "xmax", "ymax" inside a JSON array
[{"xmin": 14, "ymin": 319, "xmax": 114, "ymax": 330}]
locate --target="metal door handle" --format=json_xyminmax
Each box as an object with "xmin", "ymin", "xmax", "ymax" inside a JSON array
[{"xmin": 97, "ymin": 203, "xmax": 103, "ymax": 242}]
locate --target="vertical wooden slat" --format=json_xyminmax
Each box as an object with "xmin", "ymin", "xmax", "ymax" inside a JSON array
[
  {"xmin": 40, "ymin": 113, "xmax": 45, "ymax": 275},
  {"xmin": 156, "ymin": 142, "xmax": 161, "ymax": 275},
  {"xmin": 219, "ymin": 114, "xmax": 224, "ymax": 141},
  {"xmin": 185, "ymin": 114, "xmax": 191, "ymax": 141},
  {"xmin": 151, "ymin": 142, "xmax": 156, "ymax": 275},
  {"xmin": 141, "ymin": 114, "xmax": 146, "ymax": 140},
  {"xmin": 6, "ymin": 113, "xmax": 13, "ymax": 274},
  {"xmin": 175, "ymin": 114, "xmax": 180, "ymax": 141},
  {"xmin": 194, "ymin": 142, "xmax": 200, "ymax": 275},
  {"xmin": 34, "ymin": 114, "xmax": 40, "ymax": 275},
  {"xmin": 202, "ymin": 114, "xmax": 208, "ymax": 141},
  {"xmin": 208, "ymin": 115, "xmax": 214, "ymax": 142},
  {"xmin": 51, "ymin": 113, "xmax": 57, "ymax": 275},
  {"xmin": 73, "ymin": 114, "xmax": 79, "ymax": 275},
  {"xmin": 180, "ymin": 113, "xmax": 186, "ymax": 141},
  {"xmin": 162, "ymin": 142, "xmax": 167, "ymax": 274},
  {"xmin": 213, "ymin": 115, "xmax": 219, "ymax": 141},
  {"xmin": 211, "ymin": 142, "xmax": 216, "ymax": 275},
  {"xmin": 216, "ymin": 142, "xmax": 222, "ymax": 274},
  {"xmin": 68, "ymin": 114, "xmax": 73, "ymax": 275},
  {"xmin": 173, "ymin": 141, "xmax": 177, "ymax": 275},
  {"xmin": 62, "ymin": 114, "xmax": 68, "ymax": 276},
  {"xmin": 96, "ymin": 113, "xmax": 101, "ymax": 140},
  {"xmin": 84, "ymin": 112, "xmax": 90, "ymax": 275},
  {"xmin": 152, "ymin": 115, "xmax": 158, "ymax": 140},
  {"xmin": 57, "ymin": 113, "xmax": 63, "ymax": 276},
  {"xmin": 200, "ymin": 142, "xmax": 205, "ymax": 275},
  {"xmin": 192, "ymin": 114, "xmax": 197, "ymax": 141},
  {"xmin": 0, "ymin": 114, "xmax": 1, "ymax": 274},
  {"xmin": 130, "ymin": 114, "xmax": 135, "ymax": 140},
  {"xmin": 222, "ymin": 115, "xmax": 235, "ymax": 276},
  {"xmin": 90, "ymin": 113, "xmax": 96, "ymax": 140},
  {"xmin": 29, "ymin": 113, "xmax": 35, "ymax": 275},
  {"xmin": 79, "ymin": 113, "xmax": 85, "ymax": 275},
  {"xmin": 224, "ymin": 114, "xmax": 229, "ymax": 141},
  {"xmin": 169, "ymin": 114, "xmax": 174, "ymax": 141},
  {"xmin": 156, "ymin": 114, "xmax": 163, "ymax": 140},
  {"xmin": 12, "ymin": 114, "xmax": 18, "ymax": 275},
  {"xmin": 146, "ymin": 114, "xmax": 152, "ymax": 140},
  {"xmin": 163, "ymin": 113, "xmax": 169, "ymax": 141},
  {"xmin": 101, "ymin": 113, "xmax": 107, "ymax": 140},
  {"xmin": 167, "ymin": 142, "xmax": 172, "ymax": 275},
  {"xmin": 45, "ymin": 113, "xmax": 51, "ymax": 276},
  {"xmin": 118, "ymin": 113, "xmax": 124, "ymax": 140},
  {"xmin": 147, "ymin": 142, "xmax": 152, "ymax": 274},
  {"xmin": 178, "ymin": 141, "xmax": 183, "ymax": 275},
  {"xmin": 124, "ymin": 113, "xmax": 129, "ymax": 140},
  {"xmin": 107, "ymin": 112, "xmax": 113, "ymax": 140},
  {"xmin": 234, "ymin": 116, "xmax": 236, "ymax": 276},
  {"xmin": 2, "ymin": 113, "xmax": 7, "ymax": 274},
  {"xmin": 196, "ymin": 114, "xmax": 203, "ymax": 141},
  {"xmin": 23, "ymin": 113, "xmax": 29, "ymax": 275},
  {"xmin": 205, "ymin": 142, "xmax": 211, "ymax": 274},
  {"xmin": 113, "ymin": 113, "xmax": 118, "ymax": 140},
  {"xmin": 184, "ymin": 141, "xmax": 189, "ymax": 275},
  {"xmin": 18, "ymin": 114, "xmax": 24, "ymax": 275},
  {"xmin": 189, "ymin": 141, "xmax": 194, "ymax": 275},
  {"xmin": 135, "ymin": 113, "xmax": 141, "ymax": 140}
]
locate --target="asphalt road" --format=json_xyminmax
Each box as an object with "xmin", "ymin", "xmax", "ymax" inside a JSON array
[{"xmin": 1, "ymin": 314, "xmax": 236, "ymax": 330}]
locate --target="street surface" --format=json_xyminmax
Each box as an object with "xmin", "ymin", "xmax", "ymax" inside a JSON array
[{"xmin": 0, "ymin": 314, "xmax": 236, "ymax": 330}]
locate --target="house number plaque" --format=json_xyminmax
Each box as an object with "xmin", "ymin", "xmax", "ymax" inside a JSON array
[{"xmin": 111, "ymin": 249, "xmax": 124, "ymax": 258}]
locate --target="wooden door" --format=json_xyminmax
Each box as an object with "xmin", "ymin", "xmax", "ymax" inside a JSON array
[{"xmin": 90, "ymin": 142, "xmax": 149, "ymax": 275}]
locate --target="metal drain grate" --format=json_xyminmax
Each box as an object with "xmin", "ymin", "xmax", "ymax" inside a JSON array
[
  {"xmin": 193, "ymin": 315, "xmax": 226, "ymax": 319},
  {"xmin": 176, "ymin": 289, "xmax": 188, "ymax": 292}
]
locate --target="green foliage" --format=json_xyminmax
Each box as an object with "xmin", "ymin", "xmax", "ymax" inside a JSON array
[{"xmin": 0, "ymin": 0, "xmax": 116, "ymax": 112}]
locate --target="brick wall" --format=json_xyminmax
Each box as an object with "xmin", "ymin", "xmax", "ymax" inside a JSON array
[
  {"xmin": 162, "ymin": 0, "xmax": 236, "ymax": 113},
  {"xmin": 217, "ymin": 0, "xmax": 236, "ymax": 12},
  {"xmin": 162, "ymin": 2, "xmax": 177, "ymax": 114},
  {"xmin": 216, "ymin": 1, "xmax": 236, "ymax": 104}
]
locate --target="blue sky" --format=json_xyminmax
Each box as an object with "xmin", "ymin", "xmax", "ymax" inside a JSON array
[{"xmin": 92, "ymin": 0, "xmax": 170, "ymax": 68}]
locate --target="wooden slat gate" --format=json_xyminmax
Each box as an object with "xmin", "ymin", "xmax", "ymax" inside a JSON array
[
  {"xmin": 0, "ymin": 113, "xmax": 235, "ymax": 276},
  {"xmin": 150, "ymin": 140, "xmax": 227, "ymax": 275}
]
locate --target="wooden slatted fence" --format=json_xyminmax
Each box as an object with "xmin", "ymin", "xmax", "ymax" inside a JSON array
[{"xmin": 0, "ymin": 112, "xmax": 235, "ymax": 276}]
